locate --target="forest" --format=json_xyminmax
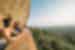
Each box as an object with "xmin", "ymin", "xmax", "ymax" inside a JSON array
[{"xmin": 30, "ymin": 26, "xmax": 74, "ymax": 50}]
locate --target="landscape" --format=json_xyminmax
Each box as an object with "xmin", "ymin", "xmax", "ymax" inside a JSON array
[{"xmin": 30, "ymin": 26, "xmax": 74, "ymax": 50}]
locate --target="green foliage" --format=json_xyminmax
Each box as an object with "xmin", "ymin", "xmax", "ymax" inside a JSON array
[{"xmin": 30, "ymin": 27, "xmax": 74, "ymax": 50}]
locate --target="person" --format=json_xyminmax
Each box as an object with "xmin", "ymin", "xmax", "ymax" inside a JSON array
[
  {"xmin": 0, "ymin": 29, "xmax": 7, "ymax": 50},
  {"xmin": 13, "ymin": 21, "xmax": 22, "ymax": 33},
  {"xmin": 0, "ymin": 15, "xmax": 12, "ymax": 50},
  {"xmin": 3, "ymin": 16, "xmax": 12, "ymax": 28}
]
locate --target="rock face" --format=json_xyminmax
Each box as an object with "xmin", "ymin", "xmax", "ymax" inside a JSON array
[
  {"xmin": 6, "ymin": 28, "xmax": 36, "ymax": 50},
  {"xmin": 5, "ymin": 28, "xmax": 37, "ymax": 50},
  {"xmin": 0, "ymin": 0, "xmax": 30, "ymax": 26},
  {"xmin": 0, "ymin": 0, "xmax": 37, "ymax": 50}
]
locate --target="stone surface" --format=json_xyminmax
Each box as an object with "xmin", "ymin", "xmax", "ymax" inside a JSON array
[
  {"xmin": 0, "ymin": 0, "xmax": 30, "ymax": 26},
  {"xmin": 5, "ymin": 28, "xmax": 37, "ymax": 50}
]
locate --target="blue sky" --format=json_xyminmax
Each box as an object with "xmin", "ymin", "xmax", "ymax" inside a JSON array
[{"xmin": 27, "ymin": 0, "xmax": 75, "ymax": 27}]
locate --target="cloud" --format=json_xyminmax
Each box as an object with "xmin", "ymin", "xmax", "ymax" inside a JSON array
[
  {"xmin": 28, "ymin": 0, "xmax": 75, "ymax": 27},
  {"xmin": 28, "ymin": 16, "xmax": 75, "ymax": 27},
  {"xmin": 27, "ymin": 16, "xmax": 50, "ymax": 27}
]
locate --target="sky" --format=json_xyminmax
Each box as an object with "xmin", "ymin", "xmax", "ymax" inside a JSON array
[{"xmin": 27, "ymin": 0, "xmax": 75, "ymax": 27}]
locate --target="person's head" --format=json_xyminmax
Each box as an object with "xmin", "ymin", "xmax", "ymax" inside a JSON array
[{"xmin": 3, "ymin": 15, "xmax": 12, "ymax": 28}]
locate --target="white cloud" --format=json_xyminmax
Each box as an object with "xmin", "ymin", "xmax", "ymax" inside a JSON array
[
  {"xmin": 63, "ymin": 0, "xmax": 75, "ymax": 17},
  {"xmin": 28, "ymin": 0, "xmax": 75, "ymax": 27},
  {"xmin": 28, "ymin": 16, "xmax": 75, "ymax": 27},
  {"xmin": 28, "ymin": 16, "xmax": 50, "ymax": 27}
]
